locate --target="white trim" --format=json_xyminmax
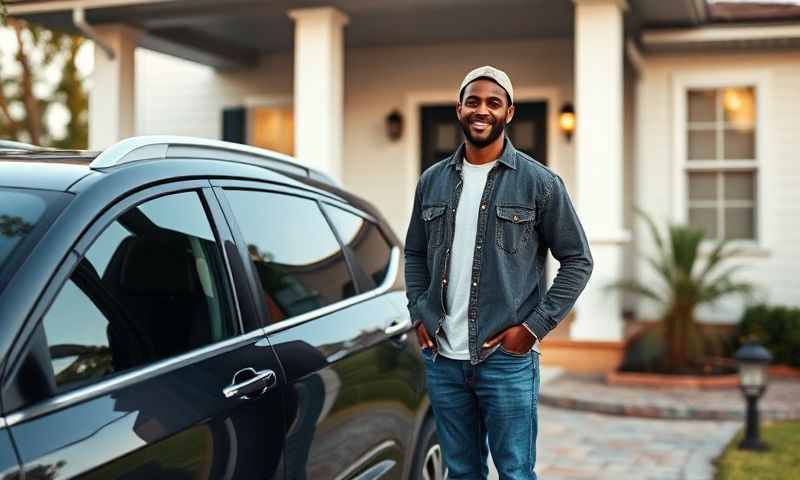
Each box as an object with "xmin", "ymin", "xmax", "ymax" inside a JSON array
[
  {"xmin": 572, "ymin": 0, "xmax": 629, "ymax": 11},
  {"xmin": 644, "ymin": 24, "xmax": 800, "ymax": 47},
  {"xmin": 671, "ymin": 70, "xmax": 771, "ymax": 252},
  {"xmin": 7, "ymin": 0, "xmax": 173, "ymax": 14},
  {"xmin": 405, "ymin": 86, "xmax": 563, "ymax": 178},
  {"xmin": 287, "ymin": 6, "xmax": 350, "ymax": 27}
]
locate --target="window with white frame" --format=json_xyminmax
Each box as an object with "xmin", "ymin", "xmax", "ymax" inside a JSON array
[{"xmin": 685, "ymin": 86, "xmax": 757, "ymax": 241}]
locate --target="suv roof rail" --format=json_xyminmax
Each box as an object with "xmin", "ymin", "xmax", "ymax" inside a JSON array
[
  {"xmin": 0, "ymin": 140, "xmax": 46, "ymax": 152},
  {"xmin": 90, "ymin": 136, "xmax": 338, "ymax": 186}
]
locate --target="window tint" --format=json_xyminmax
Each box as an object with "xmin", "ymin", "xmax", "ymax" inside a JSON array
[
  {"xmin": 323, "ymin": 205, "xmax": 393, "ymax": 290},
  {"xmin": 43, "ymin": 192, "xmax": 236, "ymax": 391},
  {"xmin": 0, "ymin": 188, "xmax": 66, "ymax": 289},
  {"xmin": 224, "ymin": 190, "xmax": 356, "ymax": 323}
]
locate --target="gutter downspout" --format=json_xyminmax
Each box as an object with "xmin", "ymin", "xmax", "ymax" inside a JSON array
[{"xmin": 73, "ymin": 6, "xmax": 115, "ymax": 60}]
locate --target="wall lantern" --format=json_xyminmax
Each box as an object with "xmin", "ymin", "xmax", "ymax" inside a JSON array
[
  {"xmin": 385, "ymin": 109, "xmax": 404, "ymax": 141},
  {"xmin": 558, "ymin": 103, "xmax": 576, "ymax": 142},
  {"xmin": 734, "ymin": 340, "xmax": 773, "ymax": 451}
]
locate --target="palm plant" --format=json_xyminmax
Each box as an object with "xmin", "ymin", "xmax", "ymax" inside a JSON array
[{"xmin": 607, "ymin": 207, "xmax": 757, "ymax": 373}]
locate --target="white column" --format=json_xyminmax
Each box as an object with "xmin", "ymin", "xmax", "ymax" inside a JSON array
[
  {"xmin": 571, "ymin": 0, "xmax": 630, "ymax": 341},
  {"xmin": 288, "ymin": 7, "xmax": 349, "ymax": 183},
  {"xmin": 89, "ymin": 24, "xmax": 141, "ymax": 150}
]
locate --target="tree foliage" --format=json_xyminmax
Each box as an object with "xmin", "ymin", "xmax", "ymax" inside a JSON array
[{"xmin": 0, "ymin": 17, "xmax": 88, "ymax": 148}]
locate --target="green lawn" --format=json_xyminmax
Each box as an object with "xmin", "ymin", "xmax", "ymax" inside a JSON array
[{"xmin": 715, "ymin": 421, "xmax": 800, "ymax": 480}]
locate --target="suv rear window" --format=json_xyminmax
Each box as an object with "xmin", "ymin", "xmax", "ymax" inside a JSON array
[{"xmin": 0, "ymin": 188, "xmax": 68, "ymax": 289}]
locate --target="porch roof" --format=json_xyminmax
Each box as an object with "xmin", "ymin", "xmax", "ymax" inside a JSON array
[{"xmin": 6, "ymin": 0, "xmax": 793, "ymax": 69}]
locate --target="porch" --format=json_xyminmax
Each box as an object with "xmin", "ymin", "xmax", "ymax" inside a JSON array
[{"xmin": 7, "ymin": 0, "xmax": 715, "ymax": 356}]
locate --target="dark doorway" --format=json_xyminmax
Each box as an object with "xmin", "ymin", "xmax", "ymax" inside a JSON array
[{"xmin": 419, "ymin": 101, "xmax": 548, "ymax": 174}]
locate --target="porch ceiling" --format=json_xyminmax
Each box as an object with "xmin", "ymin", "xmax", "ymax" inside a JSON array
[{"xmin": 9, "ymin": 0, "xmax": 574, "ymax": 69}]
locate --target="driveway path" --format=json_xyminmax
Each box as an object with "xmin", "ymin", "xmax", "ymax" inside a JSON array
[{"xmin": 484, "ymin": 368, "xmax": 741, "ymax": 480}]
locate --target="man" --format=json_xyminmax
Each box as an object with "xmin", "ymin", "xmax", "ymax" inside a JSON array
[{"xmin": 404, "ymin": 66, "xmax": 593, "ymax": 479}]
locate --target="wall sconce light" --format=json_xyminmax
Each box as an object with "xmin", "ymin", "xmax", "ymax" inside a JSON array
[
  {"xmin": 385, "ymin": 109, "xmax": 404, "ymax": 141},
  {"xmin": 559, "ymin": 103, "xmax": 576, "ymax": 142}
]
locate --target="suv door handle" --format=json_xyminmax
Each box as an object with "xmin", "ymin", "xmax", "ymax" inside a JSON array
[
  {"xmin": 223, "ymin": 367, "xmax": 276, "ymax": 399},
  {"xmin": 384, "ymin": 317, "xmax": 412, "ymax": 336}
]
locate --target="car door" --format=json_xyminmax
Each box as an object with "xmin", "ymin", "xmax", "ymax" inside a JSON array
[
  {"xmin": 214, "ymin": 183, "xmax": 417, "ymax": 480},
  {"xmin": 3, "ymin": 184, "xmax": 287, "ymax": 479}
]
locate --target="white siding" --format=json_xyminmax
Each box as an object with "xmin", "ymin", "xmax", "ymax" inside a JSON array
[
  {"xmin": 135, "ymin": 49, "xmax": 293, "ymax": 139},
  {"xmin": 136, "ymin": 39, "xmax": 578, "ymax": 239},
  {"xmin": 635, "ymin": 50, "xmax": 800, "ymax": 322}
]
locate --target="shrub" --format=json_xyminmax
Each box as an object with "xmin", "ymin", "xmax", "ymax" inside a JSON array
[
  {"xmin": 606, "ymin": 207, "xmax": 755, "ymax": 373},
  {"xmin": 738, "ymin": 304, "xmax": 800, "ymax": 368}
]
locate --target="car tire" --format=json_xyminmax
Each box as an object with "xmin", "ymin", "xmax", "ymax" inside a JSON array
[{"xmin": 410, "ymin": 415, "xmax": 445, "ymax": 480}]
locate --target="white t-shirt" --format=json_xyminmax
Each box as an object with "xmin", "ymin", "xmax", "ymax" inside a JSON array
[
  {"xmin": 438, "ymin": 158, "xmax": 540, "ymax": 360},
  {"xmin": 438, "ymin": 159, "xmax": 495, "ymax": 360}
]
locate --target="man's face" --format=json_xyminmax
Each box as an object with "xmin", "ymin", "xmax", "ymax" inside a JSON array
[{"xmin": 457, "ymin": 79, "xmax": 515, "ymax": 148}]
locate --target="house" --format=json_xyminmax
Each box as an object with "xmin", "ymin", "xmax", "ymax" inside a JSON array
[{"xmin": 10, "ymin": 0, "xmax": 800, "ymax": 372}]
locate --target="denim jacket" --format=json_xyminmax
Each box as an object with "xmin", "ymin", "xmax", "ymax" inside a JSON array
[{"xmin": 404, "ymin": 138, "xmax": 593, "ymax": 365}]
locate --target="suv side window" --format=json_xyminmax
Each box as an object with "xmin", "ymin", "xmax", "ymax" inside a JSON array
[
  {"xmin": 323, "ymin": 204, "xmax": 393, "ymax": 290},
  {"xmin": 42, "ymin": 191, "xmax": 237, "ymax": 392},
  {"xmin": 223, "ymin": 190, "xmax": 356, "ymax": 324}
]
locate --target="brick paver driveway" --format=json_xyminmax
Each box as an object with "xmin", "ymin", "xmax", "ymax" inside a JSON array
[{"xmin": 486, "ymin": 405, "xmax": 739, "ymax": 480}]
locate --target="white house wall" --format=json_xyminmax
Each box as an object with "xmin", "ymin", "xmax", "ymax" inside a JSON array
[
  {"xmin": 343, "ymin": 38, "xmax": 576, "ymax": 237},
  {"xmin": 135, "ymin": 49, "xmax": 293, "ymax": 139},
  {"xmin": 635, "ymin": 49, "xmax": 800, "ymax": 323},
  {"xmin": 136, "ymin": 38, "xmax": 581, "ymax": 239}
]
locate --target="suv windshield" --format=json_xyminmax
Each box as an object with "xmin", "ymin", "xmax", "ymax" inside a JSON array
[{"xmin": 0, "ymin": 188, "xmax": 69, "ymax": 290}]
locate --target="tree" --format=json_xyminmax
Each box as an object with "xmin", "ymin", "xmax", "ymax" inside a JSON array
[
  {"xmin": 606, "ymin": 207, "xmax": 758, "ymax": 373},
  {"xmin": 0, "ymin": 15, "xmax": 88, "ymax": 148}
]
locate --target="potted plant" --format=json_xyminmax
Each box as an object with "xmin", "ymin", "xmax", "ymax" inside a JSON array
[{"xmin": 606, "ymin": 207, "xmax": 757, "ymax": 375}]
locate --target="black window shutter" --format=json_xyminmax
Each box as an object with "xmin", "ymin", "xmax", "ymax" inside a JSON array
[{"xmin": 222, "ymin": 107, "xmax": 246, "ymax": 144}]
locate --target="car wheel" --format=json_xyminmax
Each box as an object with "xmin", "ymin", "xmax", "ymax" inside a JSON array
[{"xmin": 411, "ymin": 416, "xmax": 445, "ymax": 480}]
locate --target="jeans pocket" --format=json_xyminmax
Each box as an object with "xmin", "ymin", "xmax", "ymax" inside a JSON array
[
  {"xmin": 420, "ymin": 346, "xmax": 435, "ymax": 361},
  {"xmin": 498, "ymin": 344, "xmax": 532, "ymax": 358},
  {"xmin": 495, "ymin": 204, "xmax": 535, "ymax": 255}
]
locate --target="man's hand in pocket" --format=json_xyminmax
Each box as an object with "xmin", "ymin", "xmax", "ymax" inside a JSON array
[
  {"xmin": 482, "ymin": 324, "xmax": 536, "ymax": 354},
  {"xmin": 415, "ymin": 324, "xmax": 434, "ymax": 349}
]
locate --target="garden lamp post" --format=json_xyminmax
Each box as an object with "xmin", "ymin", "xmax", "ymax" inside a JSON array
[{"xmin": 734, "ymin": 341, "xmax": 772, "ymax": 451}]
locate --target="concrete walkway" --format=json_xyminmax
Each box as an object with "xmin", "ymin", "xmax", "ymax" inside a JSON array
[
  {"xmin": 540, "ymin": 375, "xmax": 800, "ymax": 421},
  {"xmin": 484, "ymin": 367, "xmax": 742, "ymax": 480},
  {"xmin": 486, "ymin": 406, "xmax": 739, "ymax": 480}
]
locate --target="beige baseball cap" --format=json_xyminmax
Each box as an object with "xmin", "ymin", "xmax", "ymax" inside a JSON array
[{"xmin": 459, "ymin": 65, "xmax": 514, "ymax": 105}]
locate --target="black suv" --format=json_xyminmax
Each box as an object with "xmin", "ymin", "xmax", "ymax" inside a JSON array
[{"xmin": 0, "ymin": 137, "xmax": 441, "ymax": 480}]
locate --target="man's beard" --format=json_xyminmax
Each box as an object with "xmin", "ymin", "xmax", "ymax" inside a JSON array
[{"xmin": 460, "ymin": 115, "xmax": 506, "ymax": 148}]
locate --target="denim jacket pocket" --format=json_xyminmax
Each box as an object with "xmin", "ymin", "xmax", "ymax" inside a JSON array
[
  {"xmin": 422, "ymin": 204, "xmax": 447, "ymax": 247},
  {"xmin": 495, "ymin": 205, "xmax": 535, "ymax": 255}
]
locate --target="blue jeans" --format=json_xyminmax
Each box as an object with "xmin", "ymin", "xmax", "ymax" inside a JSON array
[{"xmin": 422, "ymin": 348, "xmax": 540, "ymax": 479}]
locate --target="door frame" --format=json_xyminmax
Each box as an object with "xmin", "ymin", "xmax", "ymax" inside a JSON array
[
  {"xmin": 404, "ymin": 85, "xmax": 565, "ymax": 287},
  {"xmin": 405, "ymin": 86, "xmax": 564, "ymax": 183}
]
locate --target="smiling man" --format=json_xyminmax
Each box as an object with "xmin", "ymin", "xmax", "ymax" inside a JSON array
[{"xmin": 404, "ymin": 66, "xmax": 594, "ymax": 479}]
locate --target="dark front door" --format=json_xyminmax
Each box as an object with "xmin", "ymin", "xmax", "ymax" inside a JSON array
[
  {"xmin": 420, "ymin": 101, "xmax": 548, "ymax": 173},
  {"xmin": 6, "ymin": 187, "xmax": 286, "ymax": 480}
]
